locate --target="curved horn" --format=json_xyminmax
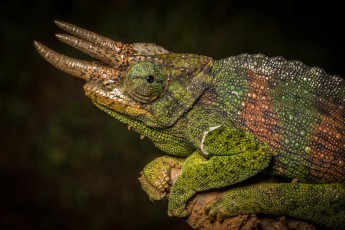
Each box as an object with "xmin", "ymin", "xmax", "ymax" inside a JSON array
[
  {"xmin": 54, "ymin": 20, "xmax": 124, "ymax": 52},
  {"xmin": 54, "ymin": 20, "xmax": 169, "ymax": 55},
  {"xmin": 55, "ymin": 33, "xmax": 124, "ymax": 67},
  {"xmin": 55, "ymin": 34, "xmax": 145, "ymax": 68},
  {"xmin": 33, "ymin": 41, "xmax": 120, "ymax": 81}
]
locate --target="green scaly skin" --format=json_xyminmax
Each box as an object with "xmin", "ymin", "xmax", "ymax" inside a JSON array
[
  {"xmin": 205, "ymin": 182, "xmax": 345, "ymax": 229},
  {"xmin": 35, "ymin": 21, "xmax": 345, "ymax": 229}
]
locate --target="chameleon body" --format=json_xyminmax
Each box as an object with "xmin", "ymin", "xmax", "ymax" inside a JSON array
[{"xmin": 35, "ymin": 21, "xmax": 345, "ymax": 229}]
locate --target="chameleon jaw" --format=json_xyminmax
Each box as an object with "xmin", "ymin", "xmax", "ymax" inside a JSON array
[{"xmin": 84, "ymin": 82, "xmax": 149, "ymax": 117}]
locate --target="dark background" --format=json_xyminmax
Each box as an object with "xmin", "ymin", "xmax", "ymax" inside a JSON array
[{"xmin": 1, "ymin": 0, "xmax": 343, "ymax": 229}]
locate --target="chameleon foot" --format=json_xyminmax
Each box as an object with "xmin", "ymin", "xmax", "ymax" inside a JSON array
[
  {"xmin": 140, "ymin": 156, "xmax": 183, "ymax": 201},
  {"xmin": 205, "ymin": 192, "xmax": 260, "ymax": 222}
]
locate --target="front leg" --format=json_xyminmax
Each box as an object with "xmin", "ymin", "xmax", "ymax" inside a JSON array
[{"xmin": 168, "ymin": 146, "xmax": 271, "ymax": 217}]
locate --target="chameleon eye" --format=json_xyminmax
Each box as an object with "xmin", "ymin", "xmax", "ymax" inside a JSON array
[
  {"xmin": 125, "ymin": 62, "xmax": 165, "ymax": 103},
  {"xmin": 146, "ymin": 75, "xmax": 155, "ymax": 83}
]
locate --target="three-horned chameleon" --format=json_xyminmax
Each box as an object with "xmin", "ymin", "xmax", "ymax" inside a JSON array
[{"xmin": 34, "ymin": 21, "xmax": 345, "ymax": 229}]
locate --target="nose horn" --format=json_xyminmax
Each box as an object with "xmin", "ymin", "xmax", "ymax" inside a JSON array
[{"xmin": 33, "ymin": 41, "xmax": 120, "ymax": 81}]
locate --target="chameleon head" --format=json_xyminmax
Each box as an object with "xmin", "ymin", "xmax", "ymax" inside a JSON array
[{"xmin": 34, "ymin": 21, "xmax": 213, "ymax": 128}]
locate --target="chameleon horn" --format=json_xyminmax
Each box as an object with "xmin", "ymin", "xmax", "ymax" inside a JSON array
[
  {"xmin": 33, "ymin": 41, "xmax": 120, "ymax": 81},
  {"xmin": 54, "ymin": 20, "xmax": 169, "ymax": 56},
  {"xmin": 54, "ymin": 20, "xmax": 124, "ymax": 52},
  {"xmin": 55, "ymin": 33, "xmax": 126, "ymax": 68},
  {"xmin": 55, "ymin": 34, "xmax": 141, "ymax": 69}
]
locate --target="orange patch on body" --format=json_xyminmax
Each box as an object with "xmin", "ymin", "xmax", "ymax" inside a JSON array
[
  {"xmin": 309, "ymin": 102, "xmax": 345, "ymax": 182},
  {"xmin": 239, "ymin": 72, "xmax": 281, "ymax": 154}
]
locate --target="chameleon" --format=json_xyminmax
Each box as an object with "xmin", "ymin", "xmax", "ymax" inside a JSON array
[{"xmin": 34, "ymin": 21, "xmax": 345, "ymax": 229}]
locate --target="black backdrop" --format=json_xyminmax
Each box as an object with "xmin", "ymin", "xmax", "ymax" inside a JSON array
[{"xmin": 1, "ymin": 0, "xmax": 343, "ymax": 229}]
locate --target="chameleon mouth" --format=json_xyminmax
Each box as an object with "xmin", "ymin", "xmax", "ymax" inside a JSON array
[{"xmin": 84, "ymin": 82, "xmax": 149, "ymax": 117}]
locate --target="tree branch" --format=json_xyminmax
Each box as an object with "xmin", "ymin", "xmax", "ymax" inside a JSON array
[{"xmin": 139, "ymin": 163, "xmax": 316, "ymax": 230}]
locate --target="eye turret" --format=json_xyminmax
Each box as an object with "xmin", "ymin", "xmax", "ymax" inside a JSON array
[{"xmin": 125, "ymin": 62, "xmax": 166, "ymax": 103}]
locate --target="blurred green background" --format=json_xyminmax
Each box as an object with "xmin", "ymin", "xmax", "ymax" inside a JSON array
[{"xmin": 1, "ymin": 0, "xmax": 343, "ymax": 229}]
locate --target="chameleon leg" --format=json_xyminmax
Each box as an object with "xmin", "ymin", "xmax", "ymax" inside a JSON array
[
  {"xmin": 168, "ymin": 149, "xmax": 271, "ymax": 217},
  {"xmin": 205, "ymin": 182, "xmax": 345, "ymax": 230},
  {"xmin": 140, "ymin": 156, "xmax": 184, "ymax": 201}
]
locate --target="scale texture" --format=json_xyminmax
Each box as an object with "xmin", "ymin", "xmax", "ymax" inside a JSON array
[{"xmin": 35, "ymin": 21, "xmax": 345, "ymax": 229}]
